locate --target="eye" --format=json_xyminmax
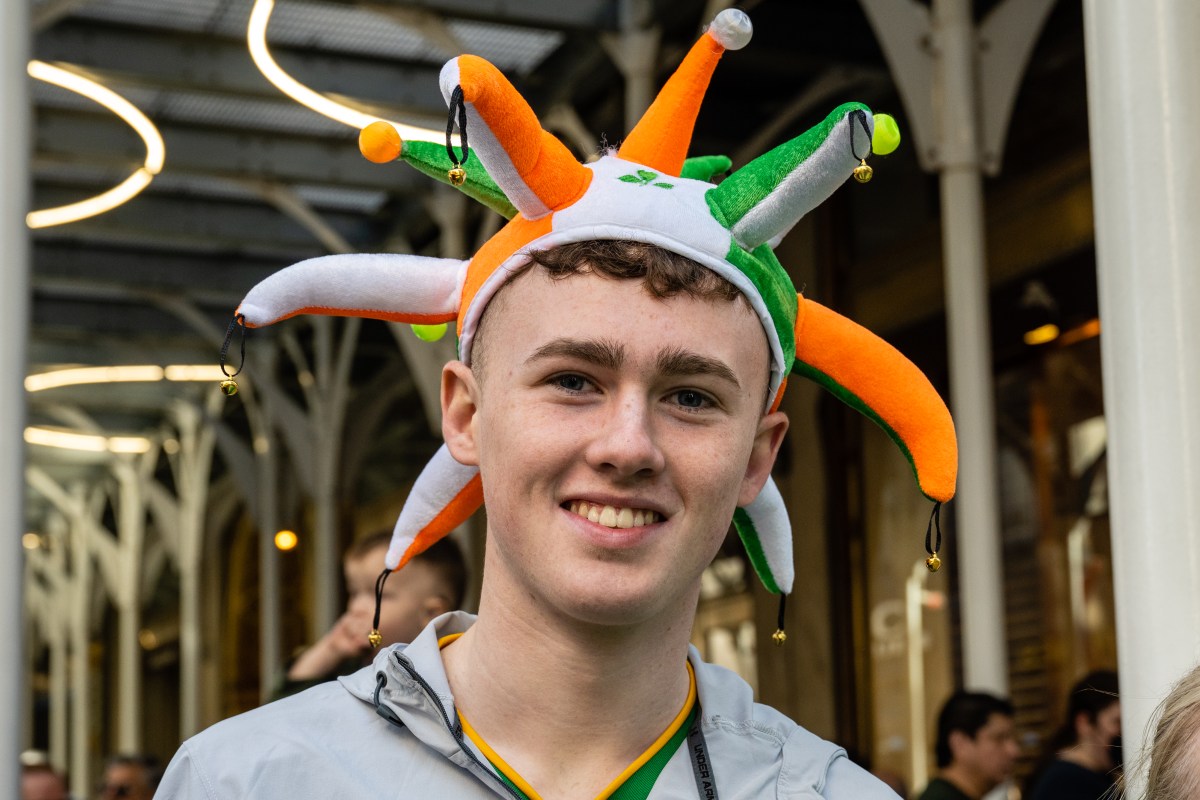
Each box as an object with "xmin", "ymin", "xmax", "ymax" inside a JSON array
[
  {"xmin": 673, "ymin": 389, "xmax": 710, "ymax": 409},
  {"xmin": 551, "ymin": 373, "xmax": 593, "ymax": 393}
]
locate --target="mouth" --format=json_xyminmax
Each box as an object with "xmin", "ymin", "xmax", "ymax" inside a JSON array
[{"xmin": 565, "ymin": 500, "xmax": 662, "ymax": 529}]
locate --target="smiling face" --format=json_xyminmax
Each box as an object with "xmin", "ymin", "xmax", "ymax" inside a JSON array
[{"xmin": 442, "ymin": 267, "xmax": 787, "ymax": 629}]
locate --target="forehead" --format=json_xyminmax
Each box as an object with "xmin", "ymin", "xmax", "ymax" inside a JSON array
[
  {"xmin": 978, "ymin": 713, "xmax": 1014, "ymax": 737},
  {"xmin": 106, "ymin": 763, "xmax": 147, "ymax": 783},
  {"xmin": 344, "ymin": 546, "xmax": 387, "ymax": 578},
  {"xmin": 479, "ymin": 269, "xmax": 769, "ymax": 373}
]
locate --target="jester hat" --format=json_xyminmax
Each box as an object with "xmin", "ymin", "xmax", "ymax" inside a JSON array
[{"xmin": 233, "ymin": 10, "xmax": 957, "ymax": 617}]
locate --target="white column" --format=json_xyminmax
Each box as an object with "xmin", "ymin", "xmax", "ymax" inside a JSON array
[
  {"xmin": 67, "ymin": 489, "xmax": 94, "ymax": 799},
  {"xmin": 113, "ymin": 460, "xmax": 147, "ymax": 751},
  {"xmin": 1081, "ymin": 1, "xmax": 1200, "ymax": 795},
  {"xmin": 256, "ymin": 419, "xmax": 281, "ymax": 703},
  {"xmin": 601, "ymin": 0, "xmax": 660, "ymax": 128},
  {"xmin": 1, "ymin": 2, "xmax": 29, "ymax": 797},
  {"xmin": 307, "ymin": 317, "xmax": 359, "ymax": 637},
  {"xmin": 172, "ymin": 399, "xmax": 219, "ymax": 737},
  {"xmin": 48, "ymin": 637, "xmax": 67, "ymax": 768},
  {"xmin": 933, "ymin": 0, "xmax": 1008, "ymax": 694}
]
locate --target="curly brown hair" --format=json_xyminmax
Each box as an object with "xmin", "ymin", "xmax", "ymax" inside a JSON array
[{"xmin": 473, "ymin": 240, "xmax": 747, "ymax": 376}]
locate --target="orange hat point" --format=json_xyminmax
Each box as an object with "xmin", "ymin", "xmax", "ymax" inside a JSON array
[{"xmin": 359, "ymin": 120, "xmax": 402, "ymax": 163}]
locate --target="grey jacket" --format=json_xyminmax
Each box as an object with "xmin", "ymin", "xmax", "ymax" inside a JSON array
[{"xmin": 157, "ymin": 612, "xmax": 896, "ymax": 799}]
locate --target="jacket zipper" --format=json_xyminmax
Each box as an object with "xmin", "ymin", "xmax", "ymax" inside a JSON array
[{"xmin": 391, "ymin": 653, "xmax": 524, "ymax": 800}]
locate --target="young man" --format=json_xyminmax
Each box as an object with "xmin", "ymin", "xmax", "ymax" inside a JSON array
[
  {"xmin": 161, "ymin": 10, "xmax": 956, "ymax": 798},
  {"xmin": 917, "ymin": 692, "xmax": 1020, "ymax": 800},
  {"xmin": 276, "ymin": 532, "xmax": 467, "ymax": 698}
]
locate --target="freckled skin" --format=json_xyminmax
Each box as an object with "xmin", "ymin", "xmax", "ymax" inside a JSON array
[{"xmin": 443, "ymin": 269, "xmax": 788, "ymax": 629}]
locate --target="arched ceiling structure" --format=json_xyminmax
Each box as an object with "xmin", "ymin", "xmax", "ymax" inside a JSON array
[{"xmin": 23, "ymin": 0, "xmax": 1090, "ymax": 519}]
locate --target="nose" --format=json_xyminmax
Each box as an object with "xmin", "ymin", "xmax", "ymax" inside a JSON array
[
  {"xmin": 348, "ymin": 591, "xmax": 373, "ymax": 615},
  {"xmin": 584, "ymin": 391, "xmax": 665, "ymax": 478}
]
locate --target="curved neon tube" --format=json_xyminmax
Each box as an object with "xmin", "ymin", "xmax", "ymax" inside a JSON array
[
  {"xmin": 26, "ymin": 59, "xmax": 165, "ymax": 229},
  {"xmin": 24, "ymin": 426, "xmax": 152, "ymax": 454},
  {"xmin": 248, "ymin": 0, "xmax": 449, "ymax": 142},
  {"xmin": 24, "ymin": 364, "xmax": 226, "ymax": 392}
]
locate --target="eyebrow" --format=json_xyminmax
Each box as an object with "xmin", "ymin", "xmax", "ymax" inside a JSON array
[
  {"xmin": 526, "ymin": 338, "xmax": 741, "ymax": 390},
  {"xmin": 526, "ymin": 338, "xmax": 626, "ymax": 370},
  {"xmin": 656, "ymin": 346, "xmax": 741, "ymax": 389}
]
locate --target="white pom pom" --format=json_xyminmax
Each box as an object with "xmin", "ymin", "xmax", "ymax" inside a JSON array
[{"xmin": 708, "ymin": 9, "xmax": 752, "ymax": 51}]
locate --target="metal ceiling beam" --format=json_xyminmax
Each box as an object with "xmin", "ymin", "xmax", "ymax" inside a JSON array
[
  {"xmin": 36, "ymin": 20, "xmax": 447, "ymax": 117},
  {"xmin": 32, "ymin": 109, "xmax": 413, "ymax": 193},
  {"xmin": 27, "ymin": 337, "xmax": 215, "ymax": 369},
  {"xmin": 31, "ymin": 0, "xmax": 96, "ymax": 32},
  {"xmin": 34, "ymin": 242, "xmax": 282, "ymax": 301},
  {"xmin": 32, "ymin": 277, "xmax": 241, "ymax": 315},
  {"xmin": 246, "ymin": 181, "xmax": 355, "ymax": 254},
  {"xmin": 31, "ymin": 296, "xmax": 224, "ymax": 339},
  {"xmin": 337, "ymin": 0, "xmax": 616, "ymax": 32},
  {"xmin": 29, "ymin": 187, "xmax": 366, "ymax": 256}
]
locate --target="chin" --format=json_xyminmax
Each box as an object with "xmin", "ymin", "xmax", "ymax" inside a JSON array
[{"xmin": 550, "ymin": 573, "xmax": 695, "ymax": 629}]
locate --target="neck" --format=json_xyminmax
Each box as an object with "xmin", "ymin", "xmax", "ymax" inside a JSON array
[
  {"xmin": 1059, "ymin": 742, "xmax": 1110, "ymax": 774},
  {"xmin": 938, "ymin": 765, "xmax": 992, "ymax": 800},
  {"xmin": 442, "ymin": 579, "xmax": 697, "ymax": 799}
]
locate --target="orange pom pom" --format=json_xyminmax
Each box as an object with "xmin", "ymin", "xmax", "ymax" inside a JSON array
[{"xmin": 359, "ymin": 121, "xmax": 402, "ymax": 164}]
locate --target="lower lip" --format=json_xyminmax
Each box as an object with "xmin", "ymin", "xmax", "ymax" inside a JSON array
[{"xmin": 561, "ymin": 507, "xmax": 665, "ymax": 550}]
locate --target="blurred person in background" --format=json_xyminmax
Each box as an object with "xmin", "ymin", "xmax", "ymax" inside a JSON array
[
  {"xmin": 21, "ymin": 762, "xmax": 68, "ymax": 800},
  {"xmin": 96, "ymin": 754, "xmax": 160, "ymax": 800},
  {"xmin": 917, "ymin": 691, "xmax": 1019, "ymax": 800},
  {"xmin": 274, "ymin": 530, "xmax": 467, "ymax": 698},
  {"xmin": 1026, "ymin": 670, "xmax": 1120, "ymax": 800}
]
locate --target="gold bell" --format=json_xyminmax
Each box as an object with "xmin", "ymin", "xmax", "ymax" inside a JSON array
[
  {"xmin": 220, "ymin": 378, "xmax": 239, "ymax": 396},
  {"xmin": 367, "ymin": 629, "xmax": 383, "ymax": 648},
  {"xmin": 771, "ymin": 629, "xmax": 787, "ymax": 647},
  {"xmin": 853, "ymin": 159, "xmax": 873, "ymax": 183},
  {"xmin": 926, "ymin": 553, "xmax": 942, "ymax": 573},
  {"xmin": 448, "ymin": 166, "xmax": 466, "ymax": 186}
]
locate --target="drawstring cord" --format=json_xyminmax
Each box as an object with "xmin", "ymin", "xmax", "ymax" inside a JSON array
[
  {"xmin": 925, "ymin": 502, "xmax": 943, "ymax": 572},
  {"xmin": 368, "ymin": 568, "xmax": 393, "ymax": 647},
  {"xmin": 445, "ymin": 86, "xmax": 469, "ymax": 185},
  {"xmin": 218, "ymin": 313, "xmax": 246, "ymax": 396}
]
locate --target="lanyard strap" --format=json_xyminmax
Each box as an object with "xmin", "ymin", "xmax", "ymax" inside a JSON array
[{"xmin": 686, "ymin": 701, "xmax": 718, "ymax": 800}]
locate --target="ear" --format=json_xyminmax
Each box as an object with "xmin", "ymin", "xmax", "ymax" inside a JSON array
[
  {"xmin": 442, "ymin": 360, "xmax": 481, "ymax": 466},
  {"xmin": 948, "ymin": 729, "xmax": 975, "ymax": 760},
  {"xmin": 738, "ymin": 410, "xmax": 789, "ymax": 507},
  {"xmin": 421, "ymin": 592, "xmax": 451, "ymax": 624}
]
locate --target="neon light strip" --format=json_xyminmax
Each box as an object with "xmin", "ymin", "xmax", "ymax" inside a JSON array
[
  {"xmin": 24, "ymin": 427, "xmax": 152, "ymax": 454},
  {"xmin": 247, "ymin": 0, "xmax": 449, "ymax": 142},
  {"xmin": 26, "ymin": 60, "xmax": 165, "ymax": 229},
  {"xmin": 25, "ymin": 364, "xmax": 226, "ymax": 392},
  {"xmin": 24, "ymin": 364, "xmax": 227, "ymax": 452}
]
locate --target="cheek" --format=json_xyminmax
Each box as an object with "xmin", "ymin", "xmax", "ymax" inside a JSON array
[
  {"xmin": 380, "ymin": 592, "xmax": 419, "ymax": 621},
  {"xmin": 676, "ymin": 425, "xmax": 756, "ymax": 495}
]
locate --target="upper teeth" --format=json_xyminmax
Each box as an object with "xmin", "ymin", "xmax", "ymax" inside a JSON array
[{"xmin": 569, "ymin": 501, "xmax": 660, "ymax": 528}]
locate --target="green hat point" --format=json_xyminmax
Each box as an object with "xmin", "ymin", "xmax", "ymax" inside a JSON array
[
  {"xmin": 872, "ymin": 114, "xmax": 901, "ymax": 155},
  {"xmin": 411, "ymin": 323, "xmax": 448, "ymax": 342}
]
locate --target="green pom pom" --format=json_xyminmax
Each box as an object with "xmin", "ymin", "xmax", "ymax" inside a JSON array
[
  {"xmin": 872, "ymin": 114, "xmax": 900, "ymax": 156},
  {"xmin": 411, "ymin": 323, "xmax": 448, "ymax": 342}
]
